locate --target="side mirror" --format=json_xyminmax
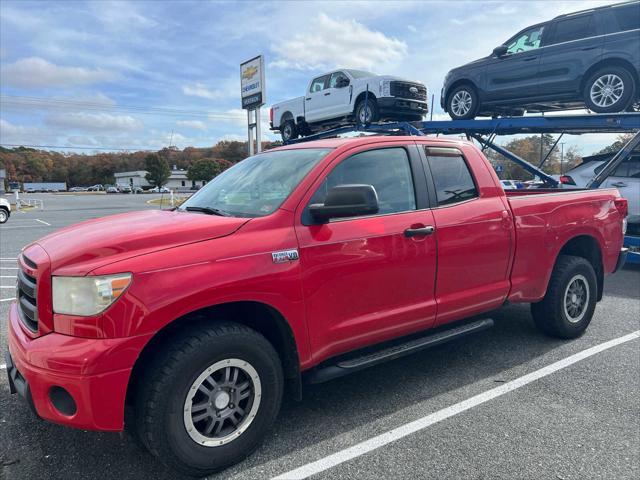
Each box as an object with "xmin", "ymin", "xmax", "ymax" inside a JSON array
[
  {"xmin": 309, "ymin": 184, "xmax": 379, "ymax": 223},
  {"xmin": 493, "ymin": 45, "xmax": 508, "ymax": 57},
  {"xmin": 336, "ymin": 77, "xmax": 350, "ymax": 88}
]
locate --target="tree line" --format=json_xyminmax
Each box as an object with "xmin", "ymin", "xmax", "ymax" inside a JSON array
[
  {"xmin": 1, "ymin": 134, "xmax": 632, "ymax": 188},
  {"xmin": 0, "ymin": 140, "xmax": 281, "ymax": 188}
]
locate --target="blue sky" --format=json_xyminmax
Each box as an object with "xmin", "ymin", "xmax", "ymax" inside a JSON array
[{"xmin": 0, "ymin": 0, "xmax": 621, "ymax": 154}]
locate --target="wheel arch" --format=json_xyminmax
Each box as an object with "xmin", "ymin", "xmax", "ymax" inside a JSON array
[
  {"xmin": 353, "ymin": 91, "xmax": 378, "ymax": 114},
  {"xmin": 554, "ymin": 235, "xmax": 604, "ymax": 301},
  {"xmin": 125, "ymin": 300, "xmax": 302, "ymax": 409},
  {"xmin": 279, "ymin": 111, "xmax": 294, "ymax": 128},
  {"xmin": 580, "ymin": 58, "xmax": 639, "ymax": 97}
]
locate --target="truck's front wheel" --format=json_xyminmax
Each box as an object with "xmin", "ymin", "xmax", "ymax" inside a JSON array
[
  {"xmin": 135, "ymin": 322, "xmax": 283, "ymax": 477},
  {"xmin": 280, "ymin": 120, "xmax": 298, "ymax": 142},
  {"xmin": 531, "ymin": 255, "xmax": 597, "ymax": 339}
]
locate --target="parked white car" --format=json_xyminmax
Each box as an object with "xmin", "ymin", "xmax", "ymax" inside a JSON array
[
  {"xmin": 561, "ymin": 152, "xmax": 640, "ymax": 228},
  {"xmin": 270, "ymin": 69, "xmax": 428, "ymax": 141},
  {"xmin": 0, "ymin": 197, "xmax": 11, "ymax": 223}
]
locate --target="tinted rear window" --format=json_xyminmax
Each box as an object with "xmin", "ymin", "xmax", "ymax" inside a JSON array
[
  {"xmin": 612, "ymin": 4, "xmax": 640, "ymax": 32},
  {"xmin": 551, "ymin": 14, "xmax": 597, "ymax": 44},
  {"xmin": 425, "ymin": 152, "xmax": 478, "ymax": 206}
]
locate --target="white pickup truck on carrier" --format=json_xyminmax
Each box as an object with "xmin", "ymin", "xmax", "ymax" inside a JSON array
[{"xmin": 270, "ymin": 69, "xmax": 429, "ymax": 141}]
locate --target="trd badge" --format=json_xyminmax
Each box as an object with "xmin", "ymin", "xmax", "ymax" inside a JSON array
[{"xmin": 272, "ymin": 249, "xmax": 299, "ymax": 264}]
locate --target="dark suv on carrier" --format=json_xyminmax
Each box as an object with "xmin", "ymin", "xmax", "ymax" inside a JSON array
[{"xmin": 441, "ymin": 1, "xmax": 640, "ymax": 119}]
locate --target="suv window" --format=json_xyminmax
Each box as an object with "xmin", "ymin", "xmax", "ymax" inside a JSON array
[
  {"xmin": 611, "ymin": 4, "xmax": 640, "ymax": 32},
  {"xmin": 328, "ymin": 71, "xmax": 349, "ymax": 89},
  {"xmin": 310, "ymin": 148, "xmax": 416, "ymax": 216},
  {"xmin": 506, "ymin": 25, "xmax": 545, "ymax": 54},
  {"xmin": 425, "ymin": 152, "xmax": 478, "ymax": 206},
  {"xmin": 310, "ymin": 76, "xmax": 328, "ymax": 93},
  {"xmin": 550, "ymin": 14, "xmax": 597, "ymax": 44},
  {"xmin": 593, "ymin": 155, "xmax": 640, "ymax": 178}
]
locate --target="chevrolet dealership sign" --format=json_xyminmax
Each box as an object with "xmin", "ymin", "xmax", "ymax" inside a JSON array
[{"xmin": 241, "ymin": 55, "xmax": 265, "ymax": 110}]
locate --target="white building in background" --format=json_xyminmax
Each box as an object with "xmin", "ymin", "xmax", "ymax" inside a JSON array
[{"xmin": 114, "ymin": 168, "xmax": 206, "ymax": 191}]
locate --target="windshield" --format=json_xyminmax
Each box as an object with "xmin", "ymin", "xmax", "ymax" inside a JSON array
[
  {"xmin": 346, "ymin": 69, "xmax": 375, "ymax": 79},
  {"xmin": 180, "ymin": 148, "xmax": 331, "ymax": 217}
]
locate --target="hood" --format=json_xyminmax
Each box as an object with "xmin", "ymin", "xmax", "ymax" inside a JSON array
[
  {"xmin": 376, "ymin": 74, "xmax": 425, "ymax": 85},
  {"xmin": 35, "ymin": 209, "xmax": 249, "ymax": 275}
]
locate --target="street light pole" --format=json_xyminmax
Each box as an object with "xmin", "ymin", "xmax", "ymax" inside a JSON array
[{"xmin": 560, "ymin": 142, "xmax": 565, "ymax": 175}]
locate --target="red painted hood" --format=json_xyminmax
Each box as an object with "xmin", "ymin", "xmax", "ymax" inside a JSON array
[{"xmin": 35, "ymin": 209, "xmax": 250, "ymax": 275}]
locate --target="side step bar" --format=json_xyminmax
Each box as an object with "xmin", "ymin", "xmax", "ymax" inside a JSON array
[{"xmin": 305, "ymin": 318, "xmax": 494, "ymax": 384}]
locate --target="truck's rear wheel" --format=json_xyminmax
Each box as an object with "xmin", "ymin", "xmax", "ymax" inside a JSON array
[
  {"xmin": 135, "ymin": 322, "xmax": 283, "ymax": 477},
  {"xmin": 531, "ymin": 255, "xmax": 597, "ymax": 339},
  {"xmin": 280, "ymin": 120, "xmax": 298, "ymax": 142},
  {"xmin": 0, "ymin": 208, "xmax": 8, "ymax": 224}
]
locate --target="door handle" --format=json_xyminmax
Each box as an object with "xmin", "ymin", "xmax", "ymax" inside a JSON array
[
  {"xmin": 305, "ymin": 97, "xmax": 311, "ymax": 101},
  {"xmin": 611, "ymin": 182, "xmax": 627, "ymax": 187},
  {"xmin": 404, "ymin": 226, "xmax": 435, "ymax": 237},
  {"xmin": 581, "ymin": 46, "xmax": 597, "ymax": 51},
  {"xmin": 522, "ymin": 56, "xmax": 538, "ymax": 61},
  {"xmin": 324, "ymin": 92, "xmax": 331, "ymax": 96}
]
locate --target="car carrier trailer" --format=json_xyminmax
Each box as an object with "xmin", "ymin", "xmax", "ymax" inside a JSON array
[{"xmin": 285, "ymin": 112, "xmax": 640, "ymax": 265}]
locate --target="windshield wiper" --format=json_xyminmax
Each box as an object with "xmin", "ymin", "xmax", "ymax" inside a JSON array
[{"xmin": 184, "ymin": 206, "xmax": 230, "ymax": 217}]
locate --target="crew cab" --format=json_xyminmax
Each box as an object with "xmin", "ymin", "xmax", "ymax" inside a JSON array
[
  {"xmin": 270, "ymin": 69, "xmax": 428, "ymax": 141},
  {"xmin": 6, "ymin": 136, "xmax": 628, "ymax": 477}
]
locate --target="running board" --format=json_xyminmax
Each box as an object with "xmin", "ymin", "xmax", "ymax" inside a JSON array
[{"xmin": 305, "ymin": 318, "xmax": 494, "ymax": 384}]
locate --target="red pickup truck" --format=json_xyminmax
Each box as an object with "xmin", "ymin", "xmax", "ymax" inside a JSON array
[{"xmin": 6, "ymin": 136, "xmax": 628, "ymax": 476}]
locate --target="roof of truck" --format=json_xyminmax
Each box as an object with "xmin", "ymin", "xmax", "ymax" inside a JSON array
[{"xmin": 273, "ymin": 135, "xmax": 470, "ymax": 150}]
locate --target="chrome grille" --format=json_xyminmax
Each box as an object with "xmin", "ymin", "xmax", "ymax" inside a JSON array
[
  {"xmin": 390, "ymin": 81, "xmax": 427, "ymax": 101},
  {"xmin": 17, "ymin": 257, "xmax": 38, "ymax": 332}
]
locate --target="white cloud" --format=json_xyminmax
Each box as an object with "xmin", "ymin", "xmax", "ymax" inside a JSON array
[
  {"xmin": 270, "ymin": 13, "xmax": 407, "ymax": 70},
  {"xmin": 1, "ymin": 57, "xmax": 118, "ymax": 88},
  {"xmin": 44, "ymin": 112, "xmax": 143, "ymax": 132},
  {"xmin": 182, "ymin": 77, "xmax": 238, "ymax": 101},
  {"xmin": 177, "ymin": 120, "xmax": 207, "ymax": 131}
]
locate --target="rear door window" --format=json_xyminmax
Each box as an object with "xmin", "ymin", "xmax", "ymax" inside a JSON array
[
  {"xmin": 611, "ymin": 3, "xmax": 640, "ymax": 32},
  {"xmin": 424, "ymin": 149, "xmax": 479, "ymax": 206},
  {"xmin": 549, "ymin": 14, "xmax": 597, "ymax": 44}
]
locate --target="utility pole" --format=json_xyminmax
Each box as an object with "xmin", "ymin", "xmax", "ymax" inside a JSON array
[{"xmin": 560, "ymin": 142, "xmax": 565, "ymax": 175}]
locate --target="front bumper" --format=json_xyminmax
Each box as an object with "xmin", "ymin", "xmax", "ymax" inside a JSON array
[
  {"xmin": 378, "ymin": 97, "xmax": 428, "ymax": 117},
  {"xmin": 6, "ymin": 301, "xmax": 146, "ymax": 431}
]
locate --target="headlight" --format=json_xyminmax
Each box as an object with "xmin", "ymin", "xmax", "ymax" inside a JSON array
[
  {"xmin": 52, "ymin": 273, "xmax": 132, "ymax": 316},
  {"xmin": 379, "ymin": 80, "xmax": 391, "ymax": 97}
]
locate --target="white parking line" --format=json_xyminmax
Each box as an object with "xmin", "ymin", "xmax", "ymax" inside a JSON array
[
  {"xmin": 0, "ymin": 276, "xmax": 17, "ymax": 278},
  {"xmin": 0, "ymin": 268, "xmax": 18, "ymax": 270},
  {"xmin": 35, "ymin": 218, "xmax": 51, "ymax": 226},
  {"xmin": 0, "ymin": 298, "xmax": 16, "ymax": 302},
  {"xmin": 0, "ymin": 364, "xmax": 5, "ymax": 370},
  {"xmin": 273, "ymin": 330, "xmax": 640, "ymax": 480},
  {"xmin": 0, "ymin": 258, "xmax": 17, "ymax": 261},
  {"xmin": 0, "ymin": 286, "xmax": 16, "ymax": 289}
]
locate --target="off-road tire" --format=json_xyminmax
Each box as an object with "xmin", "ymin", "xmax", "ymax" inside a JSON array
[
  {"xmin": 531, "ymin": 255, "xmax": 597, "ymax": 339},
  {"xmin": 135, "ymin": 322, "xmax": 283, "ymax": 477}
]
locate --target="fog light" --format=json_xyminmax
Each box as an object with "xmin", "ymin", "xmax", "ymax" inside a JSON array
[{"xmin": 49, "ymin": 386, "xmax": 77, "ymax": 416}]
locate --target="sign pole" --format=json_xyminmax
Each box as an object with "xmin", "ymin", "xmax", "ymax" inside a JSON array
[
  {"xmin": 247, "ymin": 109, "xmax": 254, "ymax": 156},
  {"xmin": 256, "ymin": 107, "xmax": 262, "ymax": 153},
  {"xmin": 240, "ymin": 55, "xmax": 265, "ymax": 157}
]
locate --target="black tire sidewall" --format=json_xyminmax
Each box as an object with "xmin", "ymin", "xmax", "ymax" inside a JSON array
[
  {"xmin": 584, "ymin": 66, "xmax": 635, "ymax": 113},
  {"xmin": 534, "ymin": 256, "xmax": 597, "ymax": 339},
  {"xmin": 447, "ymin": 85, "xmax": 478, "ymax": 120},
  {"xmin": 152, "ymin": 329, "xmax": 283, "ymax": 474},
  {"xmin": 356, "ymin": 98, "xmax": 379, "ymax": 124},
  {"xmin": 0, "ymin": 209, "xmax": 7, "ymax": 223}
]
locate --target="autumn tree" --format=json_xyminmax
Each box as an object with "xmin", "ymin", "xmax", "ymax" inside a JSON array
[
  {"xmin": 187, "ymin": 158, "xmax": 230, "ymax": 182},
  {"xmin": 144, "ymin": 153, "xmax": 171, "ymax": 187}
]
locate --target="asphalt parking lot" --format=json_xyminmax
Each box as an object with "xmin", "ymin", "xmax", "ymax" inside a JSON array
[{"xmin": 1, "ymin": 194, "xmax": 639, "ymax": 480}]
